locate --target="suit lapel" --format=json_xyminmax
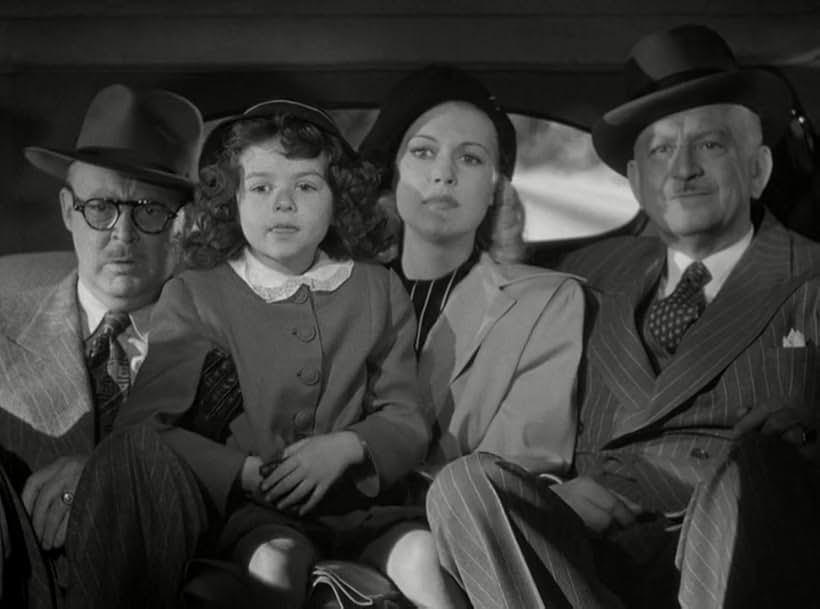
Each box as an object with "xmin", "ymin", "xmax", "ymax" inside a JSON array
[
  {"xmin": 420, "ymin": 255, "xmax": 515, "ymax": 388},
  {"xmin": 589, "ymin": 242, "xmax": 663, "ymax": 418},
  {"xmin": 0, "ymin": 272, "xmax": 94, "ymax": 436},
  {"xmin": 630, "ymin": 216, "xmax": 802, "ymax": 432}
]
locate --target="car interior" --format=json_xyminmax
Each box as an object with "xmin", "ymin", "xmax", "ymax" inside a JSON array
[
  {"xmin": 1, "ymin": 1, "xmax": 819, "ymax": 606},
  {"xmin": 2, "ymin": 0, "xmax": 819, "ymax": 269}
]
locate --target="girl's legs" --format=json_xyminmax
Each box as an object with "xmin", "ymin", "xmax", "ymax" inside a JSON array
[
  {"xmin": 242, "ymin": 527, "xmax": 317, "ymax": 609},
  {"xmin": 360, "ymin": 521, "xmax": 469, "ymax": 609}
]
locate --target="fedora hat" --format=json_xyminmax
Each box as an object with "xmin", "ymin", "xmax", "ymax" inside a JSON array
[
  {"xmin": 25, "ymin": 84, "xmax": 203, "ymax": 192},
  {"xmin": 592, "ymin": 24, "xmax": 793, "ymax": 175}
]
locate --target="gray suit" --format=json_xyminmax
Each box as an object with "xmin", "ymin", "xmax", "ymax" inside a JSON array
[{"xmin": 0, "ymin": 267, "xmax": 208, "ymax": 609}]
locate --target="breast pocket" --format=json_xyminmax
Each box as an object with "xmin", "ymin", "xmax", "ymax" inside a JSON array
[{"xmin": 760, "ymin": 344, "xmax": 818, "ymax": 405}]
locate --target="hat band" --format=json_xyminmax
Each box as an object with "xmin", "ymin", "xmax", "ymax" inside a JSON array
[
  {"xmin": 632, "ymin": 67, "xmax": 734, "ymax": 100},
  {"xmin": 76, "ymin": 147, "xmax": 180, "ymax": 175}
]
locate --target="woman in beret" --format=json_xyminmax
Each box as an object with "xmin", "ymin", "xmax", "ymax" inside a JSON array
[{"xmin": 357, "ymin": 65, "xmax": 585, "ymax": 597}]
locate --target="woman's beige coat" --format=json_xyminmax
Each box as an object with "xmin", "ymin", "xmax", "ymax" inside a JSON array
[{"xmin": 420, "ymin": 253, "xmax": 584, "ymax": 475}]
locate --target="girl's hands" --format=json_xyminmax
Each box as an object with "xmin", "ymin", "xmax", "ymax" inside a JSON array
[{"xmin": 259, "ymin": 431, "xmax": 365, "ymax": 515}]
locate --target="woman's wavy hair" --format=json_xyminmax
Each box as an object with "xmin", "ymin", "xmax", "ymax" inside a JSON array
[
  {"xmin": 481, "ymin": 176, "xmax": 527, "ymax": 264},
  {"xmin": 184, "ymin": 114, "xmax": 391, "ymax": 269}
]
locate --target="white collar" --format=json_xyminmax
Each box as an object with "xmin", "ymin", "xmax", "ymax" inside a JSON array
[
  {"xmin": 76, "ymin": 277, "xmax": 151, "ymax": 340},
  {"xmin": 664, "ymin": 225, "xmax": 754, "ymax": 302},
  {"xmin": 229, "ymin": 248, "xmax": 354, "ymax": 303}
]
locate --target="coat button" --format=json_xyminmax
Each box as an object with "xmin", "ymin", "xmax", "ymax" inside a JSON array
[
  {"xmin": 690, "ymin": 447, "xmax": 710, "ymax": 460},
  {"xmin": 292, "ymin": 409, "xmax": 314, "ymax": 431},
  {"xmin": 297, "ymin": 367, "xmax": 320, "ymax": 385},
  {"xmin": 292, "ymin": 287, "xmax": 309, "ymax": 304},
  {"xmin": 292, "ymin": 326, "xmax": 316, "ymax": 342}
]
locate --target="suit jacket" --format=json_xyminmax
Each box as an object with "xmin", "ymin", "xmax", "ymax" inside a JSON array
[
  {"xmin": 421, "ymin": 253, "xmax": 584, "ymax": 475},
  {"xmin": 0, "ymin": 271, "xmax": 95, "ymax": 482},
  {"xmin": 560, "ymin": 212, "xmax": 820, "ymax": 513}
]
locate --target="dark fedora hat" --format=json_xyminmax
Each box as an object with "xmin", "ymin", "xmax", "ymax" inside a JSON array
[
  {"xmin": 359, "ymin": 65, "xmax": 517, "ymax": 188},
  {"xmin": 25, "ymin": 84, "xmax": 203, "ymax": 192},
  {"xmin": 592, "ymin": 24, "xmax": 793, "ymax": 175}
]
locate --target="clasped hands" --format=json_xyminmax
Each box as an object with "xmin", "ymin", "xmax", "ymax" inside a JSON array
[{"xmin": 241, "ymin": 431, "xmax": 365, "ymax": 516}]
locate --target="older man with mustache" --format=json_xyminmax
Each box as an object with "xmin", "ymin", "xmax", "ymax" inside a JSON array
[{"xmin": 427, "ymin": 25, "xmax": 820, "ymax": 609}]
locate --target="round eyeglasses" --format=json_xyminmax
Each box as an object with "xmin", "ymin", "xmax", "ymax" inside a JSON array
[{"xmin": 68, "ymin": 189, "xmax": 181, "ymax": 235}]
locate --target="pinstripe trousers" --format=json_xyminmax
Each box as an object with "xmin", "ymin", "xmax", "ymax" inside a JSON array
[
  {"xmin": 1, "ymin": 424, "xmax": 210, "ymax": 609},
  {"xmin": 428, "ymin": 438, "xmax": 820, "ymax": 609}
]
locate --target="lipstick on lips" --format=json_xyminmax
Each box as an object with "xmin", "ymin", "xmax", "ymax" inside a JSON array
[{"xmin": 423, "ymin": 194, "xmax": 459, "ymax": 209}]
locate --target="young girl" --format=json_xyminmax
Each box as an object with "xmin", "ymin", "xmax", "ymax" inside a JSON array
[{"xmin": 119, "ymin": 100, "xmax": 464, "ymax": 608}]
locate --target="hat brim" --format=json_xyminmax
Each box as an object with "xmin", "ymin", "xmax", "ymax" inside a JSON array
[
  {"xmin": 24, "ymin": 146, "xmax": 195, "ymax": 194},
  {"xmin": 592, "ymin": 69, "xmax": 792, "ymax": 176}
]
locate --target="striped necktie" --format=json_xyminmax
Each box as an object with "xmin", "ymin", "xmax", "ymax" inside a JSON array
[
  {"xmin": 646, "ymin": 261, "xmax": 712, "ymax": 354},
  {"xmin": 85, "ymin": 311, "xmax": 132, "ymax": 439}
]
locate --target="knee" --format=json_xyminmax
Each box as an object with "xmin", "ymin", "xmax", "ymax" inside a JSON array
[
  {"xmin": 427, "ymin": 452, "xmax": 501, "ymax": 518},
  {"xmin": 97, "ymin": 424, "xmax": 166, "ymax": 462},
  {"xmin": 394, "ymin": 528, "xmax": 440, "ymax": 576},
  {"xmin": 247, "ymin": 536, "xmax": 314, "ymax": 590},
  {"xmin": 85, "ymin": 424, "xmax": 197, "ymax": 498}
]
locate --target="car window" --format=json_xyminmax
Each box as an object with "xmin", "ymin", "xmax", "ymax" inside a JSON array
[
  {"xmin": 209, "ymin": 110, "xmax": 639, "ymax": 243},
  {"xmin": 509, "ymin": 115, "xmax": 639, "ymax": 242}
]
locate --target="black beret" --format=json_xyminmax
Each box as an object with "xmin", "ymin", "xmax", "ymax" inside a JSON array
[{"xmin": 359, "ymin": 65, "xmax": 517, "ymax": 188}]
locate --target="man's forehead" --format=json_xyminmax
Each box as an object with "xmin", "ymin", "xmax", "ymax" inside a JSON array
[
  {"xmin": 637, "ymin": 104, "xmax": 755, "ymax": 141},
  {"xmin": 67, "ymin": 162, "xmax": 186, "ymax": 200}
]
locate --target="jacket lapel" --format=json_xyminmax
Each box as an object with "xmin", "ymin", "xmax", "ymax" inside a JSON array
[
  {"xmin": 0, "ymin": 272, "xmax": 94, "ymax": 436},
  {"xmin": 420, "ymin": 254, "xmax": 515, "ymax": 388},
  {"xmin": 632, "ymin": 215, "xmax": 803, "ymax": 432},
  {"xmin": 589, "ymin": 242, "xmax": 663, "ymax": 417}
]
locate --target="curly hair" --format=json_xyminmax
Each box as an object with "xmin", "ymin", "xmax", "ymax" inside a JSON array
[{"xmin": 184, "ymin": 114, "xmax": 391, "ymax": 269}]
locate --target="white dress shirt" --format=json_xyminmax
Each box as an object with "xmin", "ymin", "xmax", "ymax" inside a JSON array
[{"xmin": 662, "ymin": 226, "xmax": 754, "ymax": 303}]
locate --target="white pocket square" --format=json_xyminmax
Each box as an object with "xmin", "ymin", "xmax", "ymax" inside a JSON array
[{"xmin": 782, "ymin": 328, "xmax": 807, "ymax": 348}]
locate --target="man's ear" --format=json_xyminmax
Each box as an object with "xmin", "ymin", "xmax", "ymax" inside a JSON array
[
  {"xmin": 59, "ymin": 187, "xmax": 75, "ymax": 232},
  {"xmin": 750, "ymin": 145, "xmax": 774, "ymax": 199},
  {"xmin": 626, "ymin": 160, "xmax": 644, "ymax": 208}
]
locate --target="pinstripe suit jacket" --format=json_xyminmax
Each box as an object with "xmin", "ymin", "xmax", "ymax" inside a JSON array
[
  {"xmin": 560, "ymin": 212, "xmax": 820, "ymax": 513},
  {"xmin": 0, "ymin": 271, "xmax": 96, "ymax": 481}
]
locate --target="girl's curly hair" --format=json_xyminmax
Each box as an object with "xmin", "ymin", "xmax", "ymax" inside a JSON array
[{"xmin": 184, "ymin": 114, "xmax": 391, "ymax": 269}]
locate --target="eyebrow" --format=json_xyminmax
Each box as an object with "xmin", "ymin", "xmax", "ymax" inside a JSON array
[{"xmin": 243, "ymin": 170, "xmax": 326, "ymax": 180}]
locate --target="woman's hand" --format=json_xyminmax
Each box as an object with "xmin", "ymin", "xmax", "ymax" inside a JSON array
[{"xmin": 259, "ymin": 431, "xmax": 365, "ymax": 515}]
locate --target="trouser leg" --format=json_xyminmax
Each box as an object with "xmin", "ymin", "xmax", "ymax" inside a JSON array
[
  {"xmin": 677, "ymin": 433, "xmax": 820, "ymax": 609},
  {"xmin": 0, "ymin": 462, "xmax": 59, "ymax": 609},
  {"xmin": 63, "ymin": 424, "xmax": 210, "ymax": 609},
  {"xmin": 427, "ymin": 452, "xmax": 624, "ymax": 609}
]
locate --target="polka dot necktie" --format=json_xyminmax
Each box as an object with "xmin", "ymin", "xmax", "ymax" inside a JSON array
[
  {"xmin": 646, "ymin": 261, "xmax": 712, "ymax": 354},
  {"xmin": 85, "ymin": 311, "xmax": 132, "ymax": 439}
]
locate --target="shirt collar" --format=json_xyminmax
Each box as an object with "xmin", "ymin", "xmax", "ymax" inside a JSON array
[
  {"xmin": 664, "ymin": 225, "xmax": 754, "ymax": 301},
  {"xmin": 229, "ymin": 247, "xmax": 354, "ymax": 302},
  {"xmin": 76, "ymin": 277, "xmax": 152, "ymax": 340}
]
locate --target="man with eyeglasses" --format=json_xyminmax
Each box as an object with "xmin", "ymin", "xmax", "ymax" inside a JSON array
[{"xmin": 0, "ymin": 84, "xmax": 209, "ymax": 608}]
